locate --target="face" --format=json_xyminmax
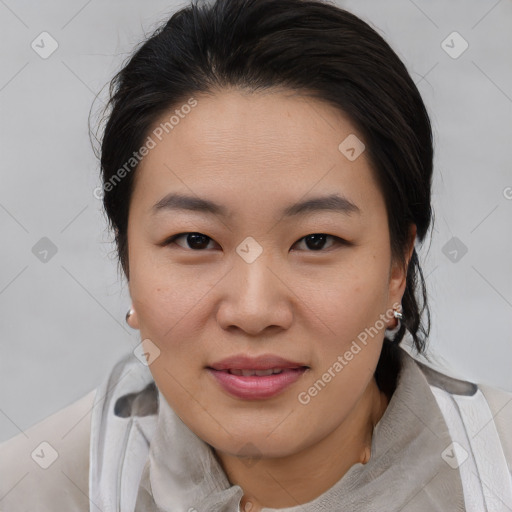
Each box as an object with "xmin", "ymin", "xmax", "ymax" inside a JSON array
[{"xmin": 126, "ymin": 88, "xmax": 413, "ymax": 459}]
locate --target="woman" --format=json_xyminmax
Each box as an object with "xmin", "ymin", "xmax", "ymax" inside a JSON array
[{"xmin": 1, "ymin": 0, "xmax": 511, "ymax": 510}]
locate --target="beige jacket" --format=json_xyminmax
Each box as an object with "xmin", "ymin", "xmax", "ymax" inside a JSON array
[{"xmin": 1, "ymin": 347, "xmax": 511, "ymax": 511}]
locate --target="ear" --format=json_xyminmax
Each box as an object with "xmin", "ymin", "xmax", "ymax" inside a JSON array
[{"xmin": 387, "ymin": 224, "xmax": 417, "ymax": 311}]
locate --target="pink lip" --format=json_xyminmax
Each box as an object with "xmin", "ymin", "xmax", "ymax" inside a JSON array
[
  {"xmin": 207, "ymin": 354, "xmax": 310, "ymax": 400},
  {"xmin": 207, "ymin": 367, "xmax": 308, "ymax": 400}
]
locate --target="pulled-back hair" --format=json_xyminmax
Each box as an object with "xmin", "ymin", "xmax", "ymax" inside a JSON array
[{"xmin": 94, "ymin": 0, "xmax": 434, "ymax": 397}]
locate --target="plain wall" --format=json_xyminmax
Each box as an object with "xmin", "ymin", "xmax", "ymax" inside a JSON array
[{"xmin": 0, "ymin": 0, "xmax": 511, "ymax": 443}]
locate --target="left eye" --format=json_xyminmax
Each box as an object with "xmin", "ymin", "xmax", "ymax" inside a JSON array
[{"xmin": 292, "ymin": 233, "xmax": 344, "ymax": 251}]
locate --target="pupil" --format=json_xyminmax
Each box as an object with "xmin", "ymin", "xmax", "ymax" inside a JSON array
[
  {"xmin": 305, "ymin": 234, "xmax": 326, "ymax": 250},
  {"xmin": 188, "ymin": 233, "xmax": 209, "ymax": 249}
]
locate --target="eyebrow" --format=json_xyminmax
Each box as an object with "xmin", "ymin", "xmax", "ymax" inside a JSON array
[{"xmin": 151, "ymin": 192, "xmax": 361, "ymax": 218}]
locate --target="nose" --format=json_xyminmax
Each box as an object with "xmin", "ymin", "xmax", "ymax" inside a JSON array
[{"xmin": 216, "ymin": 252, "xmax": 293, "ymax": 336}]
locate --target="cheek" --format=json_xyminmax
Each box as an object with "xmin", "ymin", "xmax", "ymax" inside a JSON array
[
  {"xmin": 128, "ymin": 239, "xmax": 210, "ymax": 328},
  {"xmin": 132, "ymin": 283, "xmax": 202, "ymax": 343},
  {"xmin": 314, "ymin": 251, "xmax": 391, "ymax": 337}
]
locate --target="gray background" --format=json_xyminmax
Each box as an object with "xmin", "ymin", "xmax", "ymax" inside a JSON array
[{"xmin": 0, "ymin": 0, "xmax": 511, "ymax": 443}]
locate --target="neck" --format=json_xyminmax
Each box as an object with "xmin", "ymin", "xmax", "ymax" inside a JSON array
[{"xmin": 215, "ymin": 377, "xmax": 389, "ymax": 511}]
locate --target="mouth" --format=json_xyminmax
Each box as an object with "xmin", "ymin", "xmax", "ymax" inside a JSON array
[{"xmin": 206, "ymin": 357, "xmax": 310, "ymax": 400}]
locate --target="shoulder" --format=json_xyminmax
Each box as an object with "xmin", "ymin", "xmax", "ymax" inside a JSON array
[
  {"xmin": 478, "ymin": 381, "xmax": 512, "ymax": 471},
  {"xmin": 411, "ymin": 353, "xmax": 512, "ymax": 472},
  {"xmin": 0, "ymin": 388, "xmax": 96, "ymax": 512}
]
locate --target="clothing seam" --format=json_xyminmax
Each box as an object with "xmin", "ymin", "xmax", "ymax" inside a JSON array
[{"xmin": 439, "ymin": 387, "xmax": 488, "ymax": 512}]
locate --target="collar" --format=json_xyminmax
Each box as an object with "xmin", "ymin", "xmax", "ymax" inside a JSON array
[{"xmin": 134, "ymin": 346, "xmax": 465, "ymax": 511}]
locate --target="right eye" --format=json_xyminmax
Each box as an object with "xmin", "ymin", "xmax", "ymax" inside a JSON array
[{"xmin": 162, "ymin": 232, "xmax": 219, "ymax": 251}]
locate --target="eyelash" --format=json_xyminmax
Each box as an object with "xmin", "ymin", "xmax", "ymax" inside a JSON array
[{"xmin": 162, "ymin": 232, "xmax": 349, "ymax": 252}]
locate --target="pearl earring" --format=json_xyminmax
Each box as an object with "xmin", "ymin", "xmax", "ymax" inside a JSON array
[
  {"xmin": 385, "ymin": 305, "xmax": 403, "ymax": 338},
  {"xmin": 126, "ymin": 307, "xmax": 135, "ymax": 327}
]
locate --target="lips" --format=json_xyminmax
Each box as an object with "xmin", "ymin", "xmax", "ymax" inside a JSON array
[{"xmin": 206, "ymin": 354, "xmax": 310, "ymax": 400}]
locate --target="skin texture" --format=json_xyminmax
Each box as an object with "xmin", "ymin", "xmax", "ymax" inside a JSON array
[{"xmin": 126, "ymin": 87, "xmax": 416, "ymax": 510}]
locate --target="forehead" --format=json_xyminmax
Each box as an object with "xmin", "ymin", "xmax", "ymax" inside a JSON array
[
  {"xmin": 132, "ymin": 88, "xmax": 382, "ymax": 217},
  {"xmin": 142, "ymin": 88, "xmax": 360, "ymax": 164}
]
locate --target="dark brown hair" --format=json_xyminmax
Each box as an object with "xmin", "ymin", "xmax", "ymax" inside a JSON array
[{"xmin": 93, "ymin": 0, "xmax": 435, "ymax": 397}]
